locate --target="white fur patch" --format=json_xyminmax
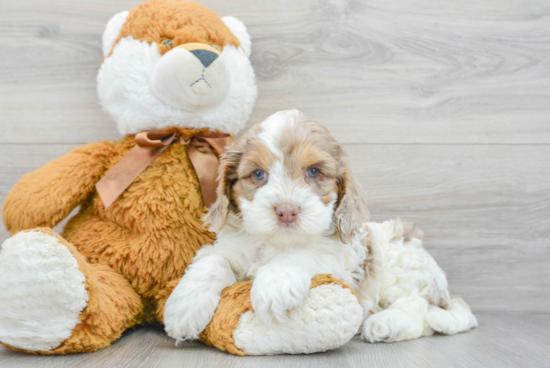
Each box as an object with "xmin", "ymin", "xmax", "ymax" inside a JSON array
[
  {"xmin": 233, "ymin": 284, "xmax": 363, "ymax": 355},
  {"xmin": 0, "ymin": 231, "xmax": 88, "ymax": 351},
  {"xmin": 257, "ymin": 109, "xmax": 302, "ymax": 157},
  {"xmin": 102, "ymin": 11, "xmax": 129, "ymax": 58}
]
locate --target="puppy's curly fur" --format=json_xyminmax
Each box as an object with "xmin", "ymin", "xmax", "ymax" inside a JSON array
[{"xmin": 165, "ymin": 110, "xmax": 478, "ymax": 344}]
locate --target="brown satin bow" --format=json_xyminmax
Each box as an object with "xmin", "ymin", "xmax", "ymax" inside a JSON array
[{"xmin": 95, "ymin": 130, "xmax": 232, "ymax": 209}]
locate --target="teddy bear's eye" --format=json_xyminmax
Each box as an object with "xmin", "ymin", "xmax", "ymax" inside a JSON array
[{"xmin": 161, "ymin": 39, "xmax": 173, "ymax": 48}]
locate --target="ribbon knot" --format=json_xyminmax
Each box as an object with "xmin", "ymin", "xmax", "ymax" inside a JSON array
[{"xmin": 96, "ymin": 130, "xmax": 232, "ymax": 209}]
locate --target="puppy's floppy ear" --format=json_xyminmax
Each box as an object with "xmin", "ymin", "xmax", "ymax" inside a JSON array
[
  {"xmin": 334, "ymin": 163, "xmax": 369, "ymax": 244},
  {"xmin": 203, "ymin": 146, "xmax": 241, "ymax": 233},
  {"xmin": 204, "ymin": 124, "xmax": 259, "ymax": 232}
]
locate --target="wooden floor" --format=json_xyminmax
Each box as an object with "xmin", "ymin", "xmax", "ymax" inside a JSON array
[
  {"xmin": 0, "ymin": 0, "xmax": 549, "ymax": 366},
  {"xmin": 1, "ymin": 313, "xmax": 549, "ymax": 368}
]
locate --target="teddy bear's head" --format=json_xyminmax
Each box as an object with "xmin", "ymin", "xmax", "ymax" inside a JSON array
[{"xmin": 97, "ymin": 0, "xmax": 257, "ymax": 136}]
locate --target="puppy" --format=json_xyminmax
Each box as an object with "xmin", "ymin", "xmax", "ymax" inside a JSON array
[{"xmin": 165, "ymin": 109, "xmax": 477, "ymax": 343}]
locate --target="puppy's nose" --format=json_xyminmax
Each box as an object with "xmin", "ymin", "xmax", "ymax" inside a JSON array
[{"xmin": 275, "ymin": 203, "xmax": 300, "ymax": 224}]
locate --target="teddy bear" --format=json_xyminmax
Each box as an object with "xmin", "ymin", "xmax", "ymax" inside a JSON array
[{"xmin": 0, "ymin": 0, "xmax": 363, "ymax": 356}]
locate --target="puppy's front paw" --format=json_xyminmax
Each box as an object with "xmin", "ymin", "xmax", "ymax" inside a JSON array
[
  {"xmin": 251, "ymin": 269, "xmax": 311, "ymax": 325},
  {"xmin": 164, "ymin": 286, "xmax": 220, "ymax": 342}
]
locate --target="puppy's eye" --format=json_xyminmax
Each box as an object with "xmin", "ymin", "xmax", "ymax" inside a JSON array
[
  {"xmin": 306, "ymin": 167, "xmax": 320, "ymax": 178},
  {"xmin": 161, "ymin": 39, "xmax": 173, "ymax": 48},
  {"xmin": 253, "ymin": 170, "xmax": 267, "ymax": 182}
]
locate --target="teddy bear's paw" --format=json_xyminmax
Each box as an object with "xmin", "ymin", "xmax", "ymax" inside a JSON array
[
  {"xmin": 0, "ymin": 230, "xmax": 88, "ymax": 352},
  {"xmin": 361, "ymin": 309, "xmax": 426, "ymax": 343},
  {"xmin": 233, "ymin": 282, "xmax": 363, "ymax": 355}
]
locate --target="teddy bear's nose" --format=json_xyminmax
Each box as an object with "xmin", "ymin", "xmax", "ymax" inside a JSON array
[
  {"xmin": 152, "ymin": 42, "xmax": 228, "ymax": 109},
  {"xmin": 175, "ymin": 43, "xmax": 221, "ymax": 68},
  {"xmin": 189, "ymin": 49, "xmax": 219, "ymax": 68}
]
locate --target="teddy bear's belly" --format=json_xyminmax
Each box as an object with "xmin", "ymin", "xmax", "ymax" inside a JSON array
[
  {"xmin": 60, "ymin": 142, "xmax": 216, "ymax": 312},
  {"xmin": 62, "ymin": 199, "xmax": 215, "ymax": 303}
]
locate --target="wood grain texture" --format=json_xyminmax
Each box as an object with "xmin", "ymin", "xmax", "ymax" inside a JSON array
[
  {"xmin": 0, "ymin": 0, "xmax": 549, "ymax": 144},
  {"xmin": 0, "ymin": 313, "xmax": 549, "ymax": 368}
]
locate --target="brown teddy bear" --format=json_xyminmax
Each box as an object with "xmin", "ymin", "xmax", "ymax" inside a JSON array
[
  {"xmin": 0, "ymin": 0, "xmax": 256, "ymax": 354},
  {"xmin": 0, "ymin": 0, "xmax": 363, "ymax": 356}
]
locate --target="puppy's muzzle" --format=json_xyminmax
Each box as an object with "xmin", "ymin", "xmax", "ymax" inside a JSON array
[{"xmin": 275, "ymin": 203, "xmax": 300, "ymax": 227}]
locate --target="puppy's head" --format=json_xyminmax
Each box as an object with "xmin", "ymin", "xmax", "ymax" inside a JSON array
[{"xmin": 204, "ymin": 109, "xmax": 369, "ymax": 244}]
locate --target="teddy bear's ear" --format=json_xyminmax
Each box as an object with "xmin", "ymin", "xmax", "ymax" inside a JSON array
[
  {"xmin": 222, "ymin": 16, "xmax": 252, "ymax": 57},
  {"xmin": 102, "ymin": 10, "xmax": 130, "ymax": 58}
]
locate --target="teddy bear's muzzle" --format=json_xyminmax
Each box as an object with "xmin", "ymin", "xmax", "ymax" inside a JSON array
[{"xmin": 151, "ymin": 43, "xmax": 230, "ymax": 111}]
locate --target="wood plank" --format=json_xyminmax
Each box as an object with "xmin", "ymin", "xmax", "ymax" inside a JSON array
[
  {"xmin": 0, "ymin": 313, "xmax": 548, "ymax": 367},
  {"xmin": 1, "ymin": 143, "xmax": 548, "ymax": 313},
  {"xmin": 0, "ymin": 0, "xmax": 549, "ymax": 144}
]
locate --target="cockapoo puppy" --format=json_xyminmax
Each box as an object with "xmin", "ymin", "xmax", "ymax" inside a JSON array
[{"xmin": 164, "ymin": 109, "xmax": 477, "ymax": 344}]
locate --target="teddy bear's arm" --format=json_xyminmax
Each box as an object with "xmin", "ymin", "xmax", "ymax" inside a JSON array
[
  {"xmin": 2, "ymin": 141, "xmax": 114, "ymax": 234},
  {"xmin": 200, "ymin": 275, "xmax": 364, "ymax": 356}
]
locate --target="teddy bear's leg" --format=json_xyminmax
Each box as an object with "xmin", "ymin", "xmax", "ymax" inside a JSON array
[
  {"xmin": 154, "ymin": 277, "xmax": 181, "ymax": 324},
  {"xmin": 200, "ymin": 274, "xmax": 363, "ymax": 356},
  {"xmin": 0, "ymin": 228, "xmax": 144, "ymax": 354}
]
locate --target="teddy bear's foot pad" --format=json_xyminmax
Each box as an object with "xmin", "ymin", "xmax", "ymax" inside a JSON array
[
  {"xmin": 233, "ymin": 282, "xmax": 363, "ymax": 355},
  {"xmin": 0, "ymin": 230, "xmax": 88, "ymax": 351}
]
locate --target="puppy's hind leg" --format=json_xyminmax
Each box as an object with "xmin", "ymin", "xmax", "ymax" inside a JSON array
[
  {"xmin": 361, "ymin": 295, "xmax": 434, "ymax": 343},
  {"xmin": 427, "ymin": 296, "xmax": 478, "ymax": 335},
  {"xmin": 361, "ymin": 294, "xmax": 477, "ymax": 343}
]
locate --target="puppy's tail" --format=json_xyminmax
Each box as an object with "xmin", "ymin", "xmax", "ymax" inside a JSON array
[{"xmin": 427, "ymin": 296, "xmax": 478, "ymax": 335}]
